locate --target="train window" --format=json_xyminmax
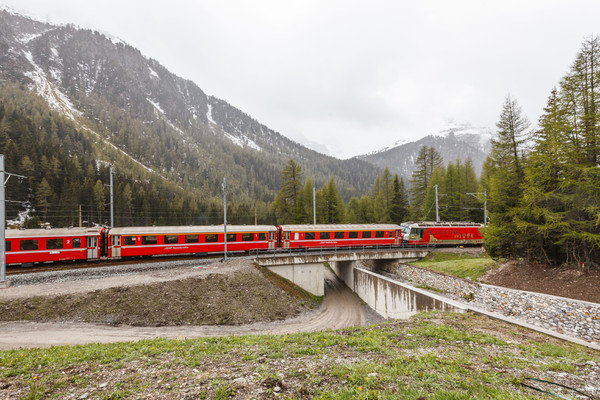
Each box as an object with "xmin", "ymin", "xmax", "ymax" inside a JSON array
[
  {"xmin": 164, "ymin": 235, "xmax": 179, "ymax": 244},
  {"xmin": 242, "ymin": 233, "xmax": 254, "ymax": 241},
  {"xmin": 47, "ymin": 239, "xmax": 64, "ymax": 250},
  {"xmin": 72, "ymin": 238, "xmax": 81, "ymax": 248},
  {"xmin": 375, "ymin": 231, "xmax": 385, "ymax": 238},
  {"xmin": 227, "ymin": 233, "xmax": 237, "ymax": 242},
  {"xmin": 5, "ymin": 240, "xmax": 11, "ymax": 252},
  {"xmin": 258, "ymin": 233, "xmax": 267, "ymax": 241},
  {"xmin": 205, "ymin": 234, "xmax": 218, "ymax": 243},
  {"xmin": 334, "ymin": 232, "xmax": 344, "ymax": 239},
  {"xmin": 349, "ymin": 231, "xmax": 358, "ymax": 239},
  {"xmin": 185, "ymin": 234, "xmax": 199, "ymax": 243},
  {"xmin": 389, "ymin": 231, "xmax": 394, "ymax": 237},
  {"xmin": 305, "ymin": 232, "xmax": 315, "ymax": 240},
  {"xmin": 123, "ymin": 236, "xmax": 136, "ymax": 246},
  {"xmin": 362, "ymin": 231, "xmax": 372, "ymax": 238},
  {"xmin": 20, "ymin": 239, "xmax": 38, "ymax": 251},
  {"xmin": 319, "ymin": 232, "xmax": 331, "ymax": 240},
  {"xmin": 141, "ymin": 236, "xmax": 157, "ymax": 245}
]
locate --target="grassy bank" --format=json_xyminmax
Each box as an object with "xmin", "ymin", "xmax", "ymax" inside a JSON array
[
  {"xmin": 409, "ymin": 251, "xmax": 495, "ymax": 280},
  {"xmin": 2, "ymin": 312, "xmax": 597, "ymax": 399}
]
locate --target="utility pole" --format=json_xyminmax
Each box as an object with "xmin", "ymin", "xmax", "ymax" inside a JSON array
[
  {"xmin": 222, "ymin": 178, "xmax": 227, "ymax": 260},
  {"xmin": 109, "ymin": 167, "xmax": 114, "ymax": 228},
  {"xmin": 0, "ymin": 155, "xmax": 6, "ymax": 288},
  {"xmin": 434, "ymin": 184, "xmax": 439, "ymax": 222},
  {"xmin": 467, "ymin": 191, "xmax": 488, "ymax": 226},
  {"xmin": 1, "ymin": 154, "xmax": 26, "ymax": 289}
]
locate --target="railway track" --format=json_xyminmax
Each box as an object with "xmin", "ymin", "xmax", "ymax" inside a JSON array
[
  {"xmin": 5, "ymin": 255, "xmax": 222, "ymax": 275},
  {"xmin": 5, "ymin": 244, "xmax": 432, "ymax": 276}
]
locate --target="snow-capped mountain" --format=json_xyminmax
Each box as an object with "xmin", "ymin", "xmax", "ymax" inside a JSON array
[
  {"xmin": 0, "ymin": 9, "xmax": 380, "ymax": 199},
  {"xmin": 356, "ymin": 123, "xmax": 493, "ymax": 183}
]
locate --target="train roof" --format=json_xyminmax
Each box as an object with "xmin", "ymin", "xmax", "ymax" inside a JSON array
[
  {"xmin": 278, "ymin": 224, "xmax": 401, "ymax": 231},
  {"xmin": 401, "ymin": 221, "xmax": 484, "ymax": 228},
  {"xmin": 5, "ymin": 227, "xmax": 104, "ymax": 238},
  {"xmin": 108, "ymin": 225, "xmax": 277, "ymax": 235}
]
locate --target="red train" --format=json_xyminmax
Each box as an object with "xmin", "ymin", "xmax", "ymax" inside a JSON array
[
  {"xmin": 400, "ymin": 221, "xmax": 484, "ymax": 246},
  {"xmin": 4, "ymin": 224, "xmax": 401, "ymax": 266},
  {"xmin": 4, "ymin": 222, "xmax": 484, "ymax": 266},
  {"xmin": 278, "ymin": 224, "xmax": 400, "ymax": 249}
]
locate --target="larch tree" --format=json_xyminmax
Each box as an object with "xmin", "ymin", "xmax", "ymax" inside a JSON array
[
  {"xmin": 484, "ymin": 95, "xmax": 531, "ymax": 259},
  {"xmin": 516, "ymin": 37, "xmax": 600, "ymax": 268}
]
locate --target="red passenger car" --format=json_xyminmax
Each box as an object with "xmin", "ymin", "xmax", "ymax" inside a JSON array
[
  {"xmin": 4, "ymin": 227, "xmax": 105, "ymax": 265},
  {"xmin": 107, "ymin": 225, "xmax": 277, "ymax": 258},
  {"xmin": 400, "ymin": 222, "xmax": 484, "ymax": 246},
  {"xmin": 277, "ymin": 224, "xmax": 401, "ymax": 250}
]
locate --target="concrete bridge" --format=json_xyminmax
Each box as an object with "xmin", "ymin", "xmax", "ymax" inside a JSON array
[{"xmin": 255, "ymin": 248, "xmax": 429, "ymax": 296}]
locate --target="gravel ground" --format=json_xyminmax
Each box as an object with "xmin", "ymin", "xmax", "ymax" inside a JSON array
[{"xmin": 0, "ymin": 257, "xmax": 382, "ymax": 349}]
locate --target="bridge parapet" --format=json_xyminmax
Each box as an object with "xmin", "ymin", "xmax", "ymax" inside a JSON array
[
  {"xmin": 255, "ymin": 248, "xmax": 429, "ymax": 295},
  {"xmin": 256, "ymin": 248, "xmax": 429, "ymax": 267}
]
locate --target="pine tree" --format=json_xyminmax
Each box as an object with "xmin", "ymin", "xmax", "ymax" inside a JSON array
[
  {"xmin": 317, "ymin": 177, "xmax": 345, "ymax": 223},
  {"xmin": 409, "ymin": 146, "xmax": 443, "ymax": 218},
  {"xmin": 389, "ymin": 175, "xmax": 409, "ymax": 223},
  {"xmin": 35, "ymin": 178, "xmax": 54, "ymax": 222},
  {"xmin": 272, "ymin": 159, "xmax": 304, "ymax": 223}
]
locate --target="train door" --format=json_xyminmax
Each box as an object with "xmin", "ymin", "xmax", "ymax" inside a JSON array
[
  {"xmin": 111, "ymin": 235, "xmax": 121, "ymax": 257},
  {"xmin": 395, "ymin": 230, "xmax": 400, "ymax": 245},
  {"xmin": 283, "ymin": 231, "xmax": 290, "ymax": 249},
  {"xmin": 87, "ymin": 235, "xmax": 99, "ymax": 259},
  {"xmin": 268, "ymin": 231, "xmax": 275, "ymax": 250}
]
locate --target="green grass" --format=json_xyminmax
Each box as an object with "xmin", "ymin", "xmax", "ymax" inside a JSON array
[
  {"xmin": 409, "ymin": 251, "xmax": 495, "ymax": 280},
  {"xmin": 1, "ymin": 312, "xmax": 597, "ymax": 399}
]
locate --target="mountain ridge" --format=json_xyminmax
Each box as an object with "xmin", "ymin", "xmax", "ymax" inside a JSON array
[
  {"xmin": 0, "ymin": 9, "xmax": 381, "ymax": 203},
  {"xmin": 356, "ymin": 123, "xmax": 492, "ymax": 183}
]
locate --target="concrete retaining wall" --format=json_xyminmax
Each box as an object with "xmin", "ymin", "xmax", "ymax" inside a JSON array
[
  {"xmin": 352, "ymin": 267, "xmax": 466, "ymax": 319},
  {"xmin": 265, "ymin": 263, "xmax": 324, "ymax": 296}
]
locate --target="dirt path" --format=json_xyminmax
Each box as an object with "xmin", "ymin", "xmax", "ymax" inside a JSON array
[{"xmin": 0, "ymin": 269, "xmax": 378, "ymax": 349}]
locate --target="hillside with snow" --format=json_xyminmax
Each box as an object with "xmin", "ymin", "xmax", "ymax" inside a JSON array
[
  {"xmin": 356, "ymin": 122, "xmax": 493, "ymax": 183},
  {"xmin": 0, "ymin": 8, "xmax": 380, "ymax": 200}
]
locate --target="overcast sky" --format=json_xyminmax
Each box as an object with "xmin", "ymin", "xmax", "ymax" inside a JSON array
[{"xmin": 2, "ymin": 1, "xmax": 599, "ymax": 158}]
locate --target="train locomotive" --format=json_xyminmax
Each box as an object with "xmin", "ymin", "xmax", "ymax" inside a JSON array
[
  {"xmin": 4, "ymin": 221, "xmax": 484, "ymax": 266},
  {"xmin": 400, "ymin": 221, "xmax": 484, "ymax": 246}
]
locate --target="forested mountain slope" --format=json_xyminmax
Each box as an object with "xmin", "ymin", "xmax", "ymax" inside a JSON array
[{"xmin": 0, "ymin": 9, "xmax": 381, "ymax": 225}]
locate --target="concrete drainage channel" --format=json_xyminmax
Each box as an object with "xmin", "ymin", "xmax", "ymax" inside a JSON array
[{"xmin": 349, "ymin": 263, "xmax": 600, "ymax": 351}]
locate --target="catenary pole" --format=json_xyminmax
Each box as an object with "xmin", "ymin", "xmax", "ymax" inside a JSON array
[
  {"xmin": 0, "ymin": 154, "xmax": 26, "ymax": 288},
  {"xmin": 0, "ymin": 155, "xmax": 6, "ymax": 287},
  {"xmin": 223, "ymin": 178, "xmax": 227, "ymax": 260},
  {"xmin": 484, "ymin": 190, "xmax": 488, "ymax": 226},
  {"xmin": 109, "ymin": 167, "xmax": 114, "ymax": 228},
  {"xmin": 434, "ymin": 184, "xmax": 439, "ymax": 222}
]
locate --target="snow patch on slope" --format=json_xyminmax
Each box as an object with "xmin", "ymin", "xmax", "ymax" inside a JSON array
[
  {"xmin": 224, "ymin": 131, "xmax": 261, "ymax": 151},
  {"xmin": 23, "ymin": 50, "xmax": 81, "ymax": 120},
  {"xmin": 147, "ymin": 98, "xmax": 164, "ymax": 114},
  {"xmin": 206, "ymin": 103, "xmax": 216, "ymax": 125},
  {"xmin": 148, "ymin": 67, "xmax": 159, "ymax": 79},
  {"xmin": 80, "ymin": 126, "xmax": 168, "ymax": 180}
]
